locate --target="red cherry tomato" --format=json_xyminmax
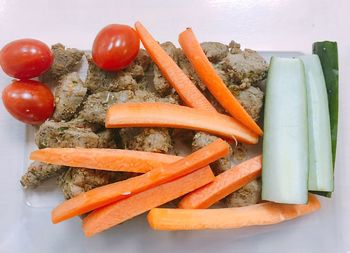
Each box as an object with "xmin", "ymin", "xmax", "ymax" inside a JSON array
[
  {"xmin": 92, "ymin": 24, "xmax": 140, "ymax": 71},
  {"xmin": 2, "ymin": 80, "xmax": 54, "ymax": 125},
  {"xmin": 0, "ymin": 39, "xmax": 53, "ymax": 79}
]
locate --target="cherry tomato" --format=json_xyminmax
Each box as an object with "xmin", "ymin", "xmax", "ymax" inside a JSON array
[
  {"xmin": 0, "ymin": 39, "xmax": 53, "ymax": 79},
  {"xmin": 2, "ymin": 80, "xmax": 54, "ymax": 125},
  {"xmin": 92, "ymin": 24, "xmax": 140, "ymax": 71}
]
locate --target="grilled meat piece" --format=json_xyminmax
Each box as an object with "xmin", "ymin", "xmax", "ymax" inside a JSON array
[
  {"xmin": 58, "ymin": 168, "xmax": 131, "ymax": 199},
  {"xmin": 224, "ymin": 179, "xmax": 262, "ymax": 207},
  {"xmin": 234, "ymin": 86, "xmax": 264, "ymax": 121},
  {"xmin": 52, "ymin": 72, "xmax": 87, "ymax": 121},
  {"xmin": 40, "ymin": 43, "xmax": 83, "ymax": 82},
  {"xmin": 118, "ymin": 88, "xmax": 177, "ymax": 154},
  {"xmin": 35, "ymin": 120, "xmax": 100, "ymax": 149},
  {"xmin": 200, "ymin": 42, "xmax": 228, "ymax": 63},
  {"xmin": 126, "ymin": 49, "xmax": 151, "ymax": 80},
  {"xmin": 20, "ymin": 161, "xmax": 65, "ymax": 189},
  {"xmin": 96, "ymin": 129, "xmax": 117, "ymax": 148},
  {"xmin": 153, "ymin": 42, "xmax": 178, "ymax": 95},
  {"xmin": 84, "ymin": 56, "xmax": 140, "ymax": 93},
  {"xmin": 221, "ymin": 42, "xmax": 268, "ymax": 90},
  {"xmin": 177, "ymin": 49, "xmax": 206, "ymax": 91},
  {"xmin": 119, "ymin": 128, "xmax": 173, "ymax": 154},
  {"xmin": 79, "ymin": 90, "xmax": 134, "ymax": 125},
  {"xmin": 131, "ymin": 89, "xmax": 179, "ymax": 104},
  {"xmin": 192, "ymin": 132, "xmax": 232, "ymax": 174}
]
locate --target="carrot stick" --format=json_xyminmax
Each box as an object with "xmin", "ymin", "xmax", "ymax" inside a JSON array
[
  {"xmin": 30, "ymin": 148, "xmax": 182, "ymax": 173},
  {"xmin": 106, "ymin": 103, "xmax": 259, "ymax": 144},
  {"xmin": 51, "ymin": 139, "xmax": 229, "ymax": 224},
  {"xmin": 148, "ymin": 194, "xmax": 320, "ymax": 230},
  {"xmin": 178, "ymin": 28, "xmax": 263, "ymax": 136},
  {"xmin": 179, "ymin": 155, "xmax": 262, "ymax": 209},
  {"xmin": 134, "ymin": 21, "xmax": 216, "ymax": 112},
  {"xmin": 83, "ymin": 166, "xmax": 215, "ymax": 237}
]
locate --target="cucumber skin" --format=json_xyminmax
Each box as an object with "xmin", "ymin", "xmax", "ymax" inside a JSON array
[
  {"xmin": 312, "ymin": 41, "xmax": 338, "ymax": 198},
  {"xmin": 312, "ymin": 42, "xmax": 338, "ymax": 167}
]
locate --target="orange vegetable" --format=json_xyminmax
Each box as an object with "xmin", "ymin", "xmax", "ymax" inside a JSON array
[
  {"xmin": 51, "ymin": 139, "xmax": 229, "ymax": 224},
  {"xmin": 134, "ymin": 21, "xmax": 216, "ymax": 112},
  {"xmin": 83, "ymin": 166, "xmax": 215, "ymax": 237},
  {"xmin": 148, "ymin": 194, "xmax": 320, "ymax": 230},
  {"xmin": 30, "ymin": 148, "xmax": 181, "ymax": 173},
  {"xmin": 178, "ymin": 28, "xmax": 263, "ymax": 136},
  {"xmin": 106, "ymin": 103, "xmax": 259, "ymax": 144},
  {"xmin": 179, "ymin": 155, "xmax": 262, "ymax": 209}
]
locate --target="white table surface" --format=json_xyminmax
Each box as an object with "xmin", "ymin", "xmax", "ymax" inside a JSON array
[{"xmin": 0, "ymin": 0, "xmax": 349, "ymax": 252}]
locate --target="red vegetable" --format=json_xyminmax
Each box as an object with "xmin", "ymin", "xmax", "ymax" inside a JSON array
[
  {"xmin": 92, "ymin": 24, "xmax": 140, "ymax": 71},
  {"xmin": 0, "ymin": 39, "xmax": 53, "ymax": 79},
  {"xmin": 2, "ymin": 80, "xmax": 54, "ymax": 125}
]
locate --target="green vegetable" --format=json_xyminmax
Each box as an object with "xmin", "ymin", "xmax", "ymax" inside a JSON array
[
  {"xmin": 313, "ymin": 41, "xmax": 338, "ymax": 197},
  {"xmin": 300, "ymin": 55, "xmax": 333, "ymax": 192},
  {"xmin": 262, "ymin": 57, "xmax": 309, "ymax": 204}
]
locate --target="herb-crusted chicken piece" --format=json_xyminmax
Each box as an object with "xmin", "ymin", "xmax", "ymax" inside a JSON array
[
  {"xmin": 234, "ymin": 86, "xmax": 264, "ymax": 121},
  {"xmin": 192, "ymin": 132, "xmax": 232, "ymax": 174},
  {"xmin": 79, "ymin": 90, "xmax": 134, "ymax": 125},
  {"xmin": 221, "ymin": 41, "xmax": 268, "ymax": 90},
  {"xmin": 177, "ymin": 49, "xmax": 206, "ymax": 91},
  {"xmin": 153, "ymin": 42, "xmax": 179, "ymax": 95},
  {"xmin": 40, "ymin": 43, "xmax": 84, "ymax": 82},
  {"xmin": 131, "ymin": 89, "xmax": 179, "ymax": 104},
  {"xmin": 224, "ymin": 179, "xmax": 262, "ymax": 207},
  {"xmin": 126, "ymin": 49, "xmax": 152, "ymax": 80},
  {"xmin": 96, "ymin": 129, "xmax": 117, "ymax": 148},
  {"xmin": 84, "ymin": 56, "xmax": 140, "ymax": 93},
  {"xmin": 200, "ymin": 42, "xmax": 228, "ymax": 63},
  {"xmin": 118, "ymin": 89, "xmax": 177, "ymax": 154},
  {"xmin": 24, "ymin": 118, "xmax": 109, "ymax": 189},
  {"xmin": 119, "ymin": 128, "xmax": 173, "ymax": 154},
  {"xmin": 52, "ymin": 72, "xmax": 87, "ymax": 121},
  {"xmin": 20, "ymin": 161, "xmax": 65, "ymax": 189},
  {"xmin": 58, "ymin": 168, "xmax": 132, "ymax": 199},
  {"xmin": 35, "ymin": 120, "xmax": 100, "ymax": 149}
]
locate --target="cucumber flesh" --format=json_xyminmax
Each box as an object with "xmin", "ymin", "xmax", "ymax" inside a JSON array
[
  {"xmin": 300, "ymin": 55, "xmax": 333, "ymax": 192},
  {"xmin": 262, "ymin": 57, "xmax": 309, "ymax": 204}
]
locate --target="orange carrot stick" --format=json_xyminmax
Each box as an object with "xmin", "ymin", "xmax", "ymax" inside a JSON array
[
  {"xmin": 148, "ymin": 194, "xmax": 320, "ymax": 230},
  {"xmin": 51, "ymin": 139, "xmax": 229, "ymax": 224},
  {"xmin": 106, "ymin": 103, "xmax": 259, "ymax": 144},
  {"xmin": 134, "ymin": 21, "xmax": 216, "ymax": 112},
  {"xmin": 179, "ymin": 155, "xmax": 262, "ymax": 209},
  {"xmin": 83, "ymin": 166, "xmax": 215, "ymax": 237},
  {"xmin": 30, "ymin": 148, "xmax": 182, "ymax": 173},
  {"xmin": 178, "ymin": 28, "xmax": 263, "ymax": 136}
]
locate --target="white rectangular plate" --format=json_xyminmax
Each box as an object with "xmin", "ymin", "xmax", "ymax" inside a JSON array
[{"xmin": 0, "ymin": 52, "xmax": 348, "ymax": 253}]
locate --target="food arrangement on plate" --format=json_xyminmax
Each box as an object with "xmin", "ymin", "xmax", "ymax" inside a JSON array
[{"xmin": 0, "ymin": 22, "xmax": 338, "ymax": 236}]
